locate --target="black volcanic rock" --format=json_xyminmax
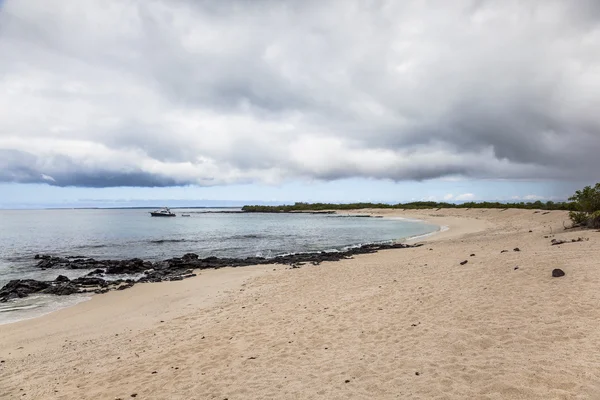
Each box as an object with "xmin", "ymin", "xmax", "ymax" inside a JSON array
[
  {"xmin": 0, "ymin": 279, "xmax": 50, "ymax": 302},
  {"xmin": 55, "ymin": 275, "xmax": 70, "ymax": 283},
  {"xmin": 12, "ymin": 242, "xmax": 424, "ymax": 301},
  {"xmin": 105, "ymin": 258, "xmax": 149, "ymax": 274},
  {"xmin": 552, "ymin": 269, "xmax": 565, "ymax": 278},
  {"xmin": 70, "ymin": 277, "xmax": 109, "ymax": 287},
  {"xmin": 44, "ymin": 283, "xmax": 79, "ymax": 296}
]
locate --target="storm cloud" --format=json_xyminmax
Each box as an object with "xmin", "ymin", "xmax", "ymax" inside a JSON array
[{"xmin": 0, "ymin": 0, "xmax": 599, "ymax": 187}]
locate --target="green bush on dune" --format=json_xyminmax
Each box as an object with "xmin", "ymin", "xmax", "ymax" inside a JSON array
[{"xmin": 568, "ymin": 183, "xmax": 600, "ymax": 228}]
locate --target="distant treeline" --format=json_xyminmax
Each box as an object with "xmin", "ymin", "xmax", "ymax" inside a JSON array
[{"xmin": 242, "ymin": 200, "xmax": 574, "ymax": 213}]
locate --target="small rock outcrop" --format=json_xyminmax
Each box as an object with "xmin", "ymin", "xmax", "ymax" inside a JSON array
[
  {"xmin": 55, "ymin": 275, "xmax": 70, "ymax": 283},
  {"xmin": 0, "ymin": 280, "xmax": 50, "ymax": 301}
]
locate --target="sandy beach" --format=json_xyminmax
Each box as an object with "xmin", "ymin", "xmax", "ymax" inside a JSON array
[{"xmin": 1, "ymin": 208, "xmax": 600, "ymax": 399}]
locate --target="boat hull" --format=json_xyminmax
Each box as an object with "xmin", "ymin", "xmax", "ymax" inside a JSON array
[{"xmin": 150, "ymin": 212, "xmax": 176, "ymax": 217}]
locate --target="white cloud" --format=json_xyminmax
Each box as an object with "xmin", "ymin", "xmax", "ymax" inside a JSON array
[
  {"xmin": 455, "ymin": 193, "xmax": 475, "ymax": 201},
  {"xmin": 523, "ymin": 194, "xmax": 544, "ymax": 200},
  {"xmin": 40, "ymin": 174, "xmax": 56, "ymax": 182},
  {"xmin": 443, "ymin": 194, "xmax": 454, "ymax": 200},
  {"xmin": 0, "ymin": 0, "xmax": 599, "ymax": 187}
]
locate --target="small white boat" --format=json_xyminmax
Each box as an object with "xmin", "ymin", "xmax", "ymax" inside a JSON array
[{"xmin": 150, "ymin": 207, "xmax": 176, "ymax": 217}]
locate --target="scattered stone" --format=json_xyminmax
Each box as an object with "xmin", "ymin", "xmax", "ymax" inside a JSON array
[
  {"xmin": 415, "ymin": 372, "xmax": 420, "ymax": 376},
  {"xmin": 151, "ymin": 371, "xmax": 157, "ymax": 374},
  {"xmin": 470, "ymin": 254, "xmax": 475, "ymax": 257},
  {"xmin": 514, "ymin": 267, "xmax": 519, "ymax": 270},
  {"xmin": 131, "ymin": 394, "xmax": 137, "ymax": 398},
  {"xmin": 513, "ymin": 248, "xmax": 520, "ymax": 252},
  {"xmin": 552, "ymin": 269, "xmax": 565, "ymax": 278},
  {"xmin": 501, "ymin": 250, "xmax": 508, "ymax": 253},
  {"xmin": 345, "ymin": 379, "xmax": 351, "ymax": 383},
  {"xmin": 460, "ymin": 260, "xmax": 468, "ymax": 265},
  {"xmin": 529, "ymin": 230, "xmax": 533, "ymax": 233}
]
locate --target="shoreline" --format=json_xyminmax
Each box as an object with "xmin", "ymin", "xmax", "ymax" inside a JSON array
[
  {"xmin": 2, "ymin": 208, "xmax": 600, "ymax": 399},
  {"xmin": 0, "ymin": 215, "xmax": 441, "ymax": 322}
]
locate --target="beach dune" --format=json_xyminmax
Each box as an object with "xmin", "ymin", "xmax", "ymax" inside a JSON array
[{"xmin": 1, "ymin": 209, "xmax": 599, "ymax": 399}]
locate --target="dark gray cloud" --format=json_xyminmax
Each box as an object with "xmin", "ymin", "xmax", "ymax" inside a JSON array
[
  {"xmin": 0, "ymin": 150, "xmax": 180, "ymax": 187},
  {"xmin": 0, "ymin": 0, "xmax": 599, "ymax": 187}
]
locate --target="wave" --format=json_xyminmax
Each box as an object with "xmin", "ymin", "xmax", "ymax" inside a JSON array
[
  {"xmin": 149, "ymin": 239, "xmax": 189, "ymax": 244},
  {"xmin": 0, "ymin": 303, "xmax": 40, "ymax": 313},
  {"xmin": 74, "ymin": 243, "xmax": 110, "ymax": 249},
  {"xmin": 230, "ymin": 234, "xmax": 266, "ymax": 240}
]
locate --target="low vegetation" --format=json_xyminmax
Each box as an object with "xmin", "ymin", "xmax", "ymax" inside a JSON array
[
  {"xmin": 244, "ymin": 183, "xmax": 600, "ymax": 229},
  {"xmin": 242, "ymin": 200, "xmax": 573, "ymax": 213},
  {"xmin": 568, "ymin": 183, "xmax": 600, "ymax": 228}
]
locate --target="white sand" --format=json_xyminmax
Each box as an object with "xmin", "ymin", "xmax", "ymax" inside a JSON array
[{"xmin": 1, "ymin": 208, "xmax": 600, "ymax": 399}]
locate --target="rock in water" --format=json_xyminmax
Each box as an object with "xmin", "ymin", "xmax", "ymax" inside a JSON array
[
  {"xmin": 55, "ymin": 275, "xmax": 70, "ymax": 283},
  {"xmin": 552, "ymin": 269, "xmax": 565, "ymax": 278},
  {"xmin": 0, "ymin": 279, "xmax": 50, "ymax": 302},
  {"xmin": 44, "ymin": 283, "xmax": 79, "ymax": 296}
]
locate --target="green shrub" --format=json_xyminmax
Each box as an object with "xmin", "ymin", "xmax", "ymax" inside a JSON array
[
  {"xmin": 588, "ymin": 210, "xmax": 600, "ymax": 229},
  {"xmin": 569, "ymin": 211, "xmax": 589, "ymax": 225},
  {"xmin": 568, "ymin": 183, "xmax": 600, "ymax": 226}
]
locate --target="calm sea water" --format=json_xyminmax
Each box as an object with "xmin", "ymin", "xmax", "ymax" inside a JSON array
[{"xmin": 0, "ymin": 208, "xmax": 438, "ymax": 323}]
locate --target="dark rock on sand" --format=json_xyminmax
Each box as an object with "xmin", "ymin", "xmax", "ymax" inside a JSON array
[
  {"xmin": 513, "ymin": 247, "xmax": 521, "ymax": 252},
  {"xmin": 460, "ymin": 260, "xmax": 468, "ymax": 265},
  {"xmin": 552, "ymin": 269, "xmax": 565, "ymax": 277}
]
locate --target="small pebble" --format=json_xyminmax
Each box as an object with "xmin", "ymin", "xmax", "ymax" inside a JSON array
[
  {"xmin": 552, "ymin": 269, "xmax": 565, "ymax": 278},
  {"xmin": 345, "ymin": 379, "xmax": 350, "ymax": 383},
  {"xmin": 415, "ymin": 372, "xmax": 420, "ymax": 376}
]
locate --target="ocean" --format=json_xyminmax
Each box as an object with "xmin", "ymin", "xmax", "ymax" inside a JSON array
[{"xmin": 0, "ymin": 208, "xmax": 438, "ymax": 324}]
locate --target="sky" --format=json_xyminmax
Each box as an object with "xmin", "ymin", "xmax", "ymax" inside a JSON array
[{"xmin": 0, "ymin": 0, "xmax": 599, "ymax": 208}]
